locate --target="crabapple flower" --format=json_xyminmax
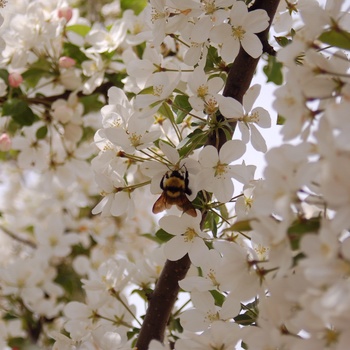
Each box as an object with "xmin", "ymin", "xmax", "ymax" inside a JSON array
[
  {"xmin": 85, "ymin": 21, "xmax": 127, "ymax": 53},
  {"xmin": 188, "ymin": 66, "xmax": 224, "ymax": 111},
  {"xmin": 175, "ymin": 320, "xmax": 241, "ymax": 350},
  {"xmin": 149, "ymin": 339, "xmax": 171, "ymax": 350},
  {"xmin": 198, "ymin": 140, "xmax": 246, "ymax": 203},
  {"xmin": 82, "ymin": 52, "xmax": 105, "ymax": 94},
  {"xmin": 190, "ymin": 0, "xmax": 236, "ymax": 43},
  {"xmin": 92, "ymin": 171, "xmax": 135, "ymax": 217},
  {"xmin": 134, "ymin": 72, "xmax": 181, "ymax": 109},
  {"xmin": 179, "ymin": 291, "xmax": 224, "ymax": 332},
  {"xmin": 58, "ymin": 56, "xmax": 76, "ymax": 68},
  {"xmin": 34, "ymin": 214, "xmax": 80, "ymax": 261},
  {"xmin": 11, "ymin": 124, "xmax": 49, "ymax": 171},
  {"xmin": 179, "ymin": 248, "xmax": 222, "ymax": 292},
  {"xmin": 214, "ymin": 240, "xmax": 262, "ymax": 301},
  {"xmin": 8, "ymin": 72, "xmax": 23, "ymax": 87},
  {"xmin": 0, "ymin": 133, "xmax": 11, "ymax": 151},
  {"xmin": 219, "ymin": 84, "xmax": 271, "ymax": 152},
  {"xmin": 103, "ymin": 106, "xmax": 160, "ymax": 153},
  {"xmin": 82, "ymin": 259, "xmax": 131, "ymax": 294},
  {"xmin": 159, "ymin": 211, "xmax": 209, "ymax": 265},
  {"xmin": 148, "ymin": 0, "xmax": 169, "ymax": 46},
  {"xmin": 210, "ymin": 1, "xmax": 269, "ymax": 62},
  {"xmin": 57, "ymin": 7, "xmax": 73, "ymax": 22}
]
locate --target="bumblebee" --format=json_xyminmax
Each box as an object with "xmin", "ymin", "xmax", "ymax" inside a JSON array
[{"xmin": 152, "ymin": 166, "xmax": 197, "ymax": 217}]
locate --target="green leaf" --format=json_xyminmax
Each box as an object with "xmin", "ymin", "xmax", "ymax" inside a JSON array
[
  {"xmin": 204, "ymin": 210, "xmax": 219, "ymax": 237},
  {"xmin": 274, "ymin": 35, "xmax": 292, "ymax": 47},
  {"xmin": 3, "ymin": 99, "xmax": 37, "ymax": 126},
  {"xmin": 205, "ymin": 46, "xmax": 221, "ymax": 72},
  {"xmin": 63, "ymin": 42, "xmax": 88, "ymax": 65},
  {"xmin": 0, "ymin": 69, "xmax": 9, "ymax": 82},
  {"xmin": 263, "ymin": 55, "xmax": 283, "ymax": 85},
  {"xmin": 177, "ymin": 129, "xmax": 209, "ymax": 158},
  {"xmin": 287, "ymin": 216, "xmax": 321, "ymax": 250},
  {"xmin": 121, "ymin": 0, "xmax": 147, "ymax": 14},
  {"xmin": 155, "ymin": 228, "xmax": 174, "ymax": 243},
  {"xmin": 22, "ymin": 58, "xmax": 54, "ymax": 88},
  {"xmin": 319, "ymin": 28, "xmax": 350, "ymax": 50},
  {"xmin": 158, "ymin": 102, "xmax": 175, "ymax": 123},
  {"xmin": 226, "ymin": 219, "xmax": 252, "ymax": 232},
  {"xmin": 173, "ymin": 94, "xmax": 192, "ymax": 124},
  {"xmin": 277, "ymin": 114, "xmax": 285, "ymax": 125},
  {"xmin": 241, "ymin": 341, "xmax": 248, "ymax": 350},
  {"xmin": 210, "ymin": 290, "xmax": 225, "ymax": 307},
  {"xmin": 66, "ymin": 24, "xmax": 91, "ymax": 37},
  {"xmin": 234, "ymin": 313, "xmax": 256, "ymax": 326},
  {"xmin": 36, "ymin": 125, "xmax": 48, "ymax": 139},
  {"xmin": 80, "ymin": 93, "xmax": 104, "ymax": 114},
  {"xmin": 127, "ymin": 327, "xmax": 141, "ymax": 341}
]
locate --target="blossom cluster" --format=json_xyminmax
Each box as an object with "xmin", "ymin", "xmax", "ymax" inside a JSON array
[{"xmin": 0, "ymin": 0, "xmax": 349, "ymax": 349}]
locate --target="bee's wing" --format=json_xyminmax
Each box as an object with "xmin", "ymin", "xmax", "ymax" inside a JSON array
[
  {"xmin": 152, "ymin": 193, "xmax": 171, "ymax": 214},
  {"xmin": 176, "ymin": 195, "xmax": 197, "ymax": 217}
]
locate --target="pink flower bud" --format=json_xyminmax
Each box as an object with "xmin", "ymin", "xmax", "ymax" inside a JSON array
[
  {"xmin": 8, "ymin": 72, "xmax": 23, "ymax": 88},
  {"xmin": 0, "ymin": 133, "xmax": 12, "ymax": 152},
  {"xmin": 59, "ymin": 56, "xmax": 76, "ymax": 68},
  {"xmin": 58, "ymin": 7, "xmax": 73, "ymax": 22}
]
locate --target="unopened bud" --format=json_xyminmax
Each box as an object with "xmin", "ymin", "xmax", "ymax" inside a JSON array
[
  {"xmin": 8, "ymin": 72, "xmax": 23, "ymax": 88},
  {"xmin": 59, "ymin": 56, "xmax": 76, "ymax": 68},
  {"xmin": 58, "ymin": 7, "xmax": 73, "ymax": 22},
  {"xmin": 0, "ymin": 133, "xmax": 11, "ymax": 151}
]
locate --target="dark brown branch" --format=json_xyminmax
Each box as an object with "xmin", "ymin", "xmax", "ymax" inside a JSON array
[
  {"xmin": 136, "ymin": 2, "xmax": 281, "ymax": 349},
  {"xmin": 135, "ymin": 255, "xmax": 191, "ymax": 350},
  {"xmin": 208, "ymin": 0, "xmax": 280, "ymax": 149}
]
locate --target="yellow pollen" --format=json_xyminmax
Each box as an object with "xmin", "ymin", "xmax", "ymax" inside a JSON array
[
  {"xmin": 207, "ymin": 269, "xmax": 219, "ymax": 287},
  {"xmin": 203, "ymin": 0, "xmax": 215, "ymax": 14},
  {"xmin": 232, "ymin": 25, "xmax": 246, "ymax": 40},
  {"xmin": 323, "ymin": 328, "xmax": 339, "ymax": 346},
  {"xmin": 184, "ymin": 227, "xmax": 197, "ymax": 242},
  {"xmin": 245, "ymin": 196, "xmax": 253, "ymax": 208},
  {"xmin": 133, "ymin": 22, "xmax": 142, "ymax": 34},
  {"xmin": 197, "ymin": 84, "xmax": 208, "ymax": 98},
  {"xmin": 285, "ymin": 96, "xmax": 296, "ymax": 107},
  {"xmin": 151, "ymin": 9, "xmax": 166, "ymax": 23},
  {"xmin": 214, "ymin": 162, "xmax": 228, "ymax": 178},
  {"xmin": 204, "ymin": 97, "xmax": 218, "ymax": 115},
  {"xmin": 205, "ymin": 310, "xmax": 219, "ymax": 322},
  {"xmin": 254, "ymin": 244, "xmax": 269, "ymax": 260},
  {"xmin": 49, "ymin": 236, "xmax": 58, "ymax": 247},
  {"xmin": 249, "ymin": 111, "xmax": 260, "ymax": 123},
  {"xmin": 128, "ymin": 132, "xmax": 142, "ymax": 146}
]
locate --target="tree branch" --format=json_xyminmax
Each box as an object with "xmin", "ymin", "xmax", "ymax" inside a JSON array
[
  {"xmin": 135, "ymin": 2, "xmax": 281, "ymax": 349},
  {"xmin": 135, "ymin": 255, "xmax": 191, "ymax": 350}
]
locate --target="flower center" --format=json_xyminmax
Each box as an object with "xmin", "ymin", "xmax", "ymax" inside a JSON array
[
  {"xmin": 232, "ymin": 25, "xmax": 246, "ymax": 40},
  {"xmin": 184, "ymin": 227, "xmax": 196, "ymax": 242},
  {"xmin": 202, "ymin": 0, "xmax": 216, "ymax": 14},
  {"xmin": 128, "ymin": 132, "xmax": 142, "ymax": 147},
  {"xmin": 197, "ymin": 84, "xmax": 208, "ymax": 98},
  {"xmin": 151, "ymin": 9, "xmax": 167, "ymax": 23},
  {"xmin": 214, "ymin": 162, "xmax": 228, "ymax": 178},
  {"xmin": 242, "ymin": 111, "xmax": 260, "ymax": 124},
  {"xmin": 204, "ymin": 96, "xmax": 218, "ymax": 115},
  {"xmin": 205, "ymin": 310, "xmax": 219, "ymax": 322}
]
